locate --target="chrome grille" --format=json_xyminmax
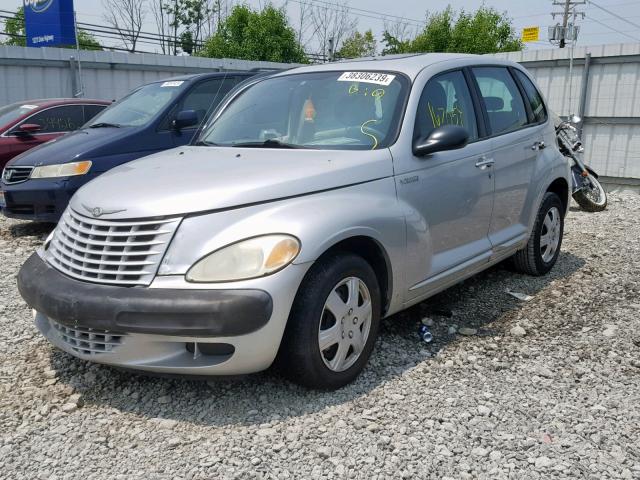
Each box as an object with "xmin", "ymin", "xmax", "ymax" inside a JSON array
[
  {"xmin": 2, "ymin": 166, "xmax": 33, "ymax": 184},
  {"xmin": 45, "ymin": 208, "xmax": 181, "ymax": 286},
  {"xmin": 52, "ymin": 320, "xmax": 124, "ymax": 355}
]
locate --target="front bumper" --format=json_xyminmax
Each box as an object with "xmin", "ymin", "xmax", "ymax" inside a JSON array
[
  {"xmin": 19, "ymin": 253, "xmax": 309, "ymax": 375},
  {"xmin": 18, "ymin": 253, "xmax": 273, "ymax": 337},
  {"xmin": 1, "ymin": 178, "xmax": 75, "ymax": 222}
]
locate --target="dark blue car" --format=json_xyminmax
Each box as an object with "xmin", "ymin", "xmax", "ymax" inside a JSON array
[{"xmin": 0, "ymin": 71, "xmax": 255, "ymax": 222}]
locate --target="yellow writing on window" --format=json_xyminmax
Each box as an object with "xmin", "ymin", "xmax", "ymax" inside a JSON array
[{"xmin": 428, "ymin": 103, "xmax": 465, "ymax": 128}]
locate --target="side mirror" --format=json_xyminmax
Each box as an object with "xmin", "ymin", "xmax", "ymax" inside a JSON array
[
  {"xmin": 413, "ymin": 125, "xmax": 470, "ymax": 157},
  {"xmin": 16, "ymin": 123, "xmax": 42, "ymax": 135},
  {"xmin": 172, "ymin": 110, "xmax": 198, "ymax": 130}
]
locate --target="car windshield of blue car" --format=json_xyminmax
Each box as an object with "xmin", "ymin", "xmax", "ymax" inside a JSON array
[
  {"xmin": 199, "ymin": 71, "xmax": 409, "ymax": 150},
  {"xmin": 86, "ymin": 80, "xmax": 187, "ymax": 128}
]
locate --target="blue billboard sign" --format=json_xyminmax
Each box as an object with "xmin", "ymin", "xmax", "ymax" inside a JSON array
[{"xmin": 24, "ymin": 0, "xmax": 77, "ymax": 48}]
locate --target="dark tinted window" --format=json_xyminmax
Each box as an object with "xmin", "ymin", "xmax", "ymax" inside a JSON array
[
  {"xmin": 83, "ymin": 104, "xmax": 107, "ymax": 123},
  {"xmin": 472, "ymin": 67, "xmax": 528, "ymax": 135},
  {"xmin": 514, "ymin": 70, "xmax": 547, "ymax": 124},
  {"xmin": 414, "ymin": 70, "xmax": 478, "ymax": 142},
  {"xmin": 17, "ymin": 105, "xmax": 84, "ymax": 133},
  {"xmin": 179, "ymin": 77, "xmax": 240, "ymax": 127}
]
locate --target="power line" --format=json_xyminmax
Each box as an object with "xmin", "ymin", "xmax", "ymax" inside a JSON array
[
  {"xmin": 587, "ymin": 0, "xmax": 640, "ymax": 30},
  {"xmin": 585, "ymin": 15, "xmax": 640, "ymax": 41},
  {"xmin": 285, "ymin": 0, "xmax": 426, "ymax": 28}
]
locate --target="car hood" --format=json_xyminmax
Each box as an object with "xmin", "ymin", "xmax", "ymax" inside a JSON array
[
  {"xmin": 7, "ymin": 127, "xmax": 140, "ymax": 166},
  {"xmin": 71, "ymin": 146, "xmax": 393, "ymax": 219}
]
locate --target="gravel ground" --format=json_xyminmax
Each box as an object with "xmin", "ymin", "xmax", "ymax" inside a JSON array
[{"xmin": 1, "ymin": 194, "xmax": 639, "ymax": 480}]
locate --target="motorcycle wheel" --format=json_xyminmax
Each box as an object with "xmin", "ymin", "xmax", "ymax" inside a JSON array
[{"xmin": 572, "ymin": 173, "xmax": 608, "ymax": 212}]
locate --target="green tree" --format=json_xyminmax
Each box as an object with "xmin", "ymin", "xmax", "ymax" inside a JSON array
[
  {"xmin": 382, "ymin": 6, "xmax": 522, "ymax": 55},
  {"xmin": 200, "ymin": 5, "xmax": 307, "ymax": 63},
  {"xmin": 2, "ymin": 7, "xmax": 102, "ymax": 50},
  {"xmin": 163, "ymin": 0, "xmax": 214, "ymax": 55},
  {"xmin": 337, "ymin": 29, "xmax": 376, "ymax": 59}
]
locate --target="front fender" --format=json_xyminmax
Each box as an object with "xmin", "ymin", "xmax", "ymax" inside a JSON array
[{"xmin": 158, "ymin": 178, "xmax": 406, "ymax": 310}]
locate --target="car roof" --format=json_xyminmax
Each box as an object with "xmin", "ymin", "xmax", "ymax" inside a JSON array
[
  {"xmin": 10, "ymin": 98, "xmax": 110, "ymax": 107},
  {"xmin": 152, "ymin": 71, "xmax": 259, "ymax": 83},
  {"xmin": 277, "ymin": 53, "xmax": 521, "ymax": 80}
]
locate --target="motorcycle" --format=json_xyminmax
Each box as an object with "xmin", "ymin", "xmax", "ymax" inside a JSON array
[{"xmin": 555, "ymin": 113, "xmax": 607, "ymax": 212}]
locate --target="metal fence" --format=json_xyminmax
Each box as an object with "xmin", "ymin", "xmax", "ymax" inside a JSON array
[
  {"xmin": 0, "ymin": 45, "xmax": 297, "ymax": 105},
  {"xmin": 1, "ymin": 43, "xmax": 639, "ymax": 180},
  {"xmin": 495, "ymin": 43, "xmax": 640, "ymax": 182}
]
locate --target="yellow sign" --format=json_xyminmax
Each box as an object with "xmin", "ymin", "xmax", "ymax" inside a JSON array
[{"xmin": 522, "ymin": 26, "xmax": 540, "ymax": 42}]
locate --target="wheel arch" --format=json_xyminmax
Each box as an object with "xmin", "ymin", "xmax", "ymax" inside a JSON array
[
  {"xmin": 546, "ymin": 176, "xmax": 570, "ymax": 216},
  {"xmin": 306, "ymin": 235, "xmax": 393, "ymax": 317}
]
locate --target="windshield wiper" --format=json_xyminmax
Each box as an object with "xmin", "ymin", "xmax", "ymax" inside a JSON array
[
  {"xmin": 88, "ymin": 122, "xmax": 121, "ymax": 128},
  {"xmin": 231, "ymin": 139, "xmax": 305, "ymax": 149},
  {"xmin": 193, "ymin": 140, "xmax": 221, "ymax": 146}
]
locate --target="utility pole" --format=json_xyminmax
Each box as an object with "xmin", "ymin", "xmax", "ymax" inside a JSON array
[{"xmin": 551, "ymin": 0, "xmax": 586, "ymax": 48}]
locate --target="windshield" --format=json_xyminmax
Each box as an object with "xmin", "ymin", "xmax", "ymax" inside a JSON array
[
  {"xmin": 199, "ymin": 71, "xmax": 409, "ymax": 150},
  {"xmin": 87, "ymin": 80, "xmax": 187, "ymax": 127},
  {"xmin": 0, "ymin": 102, "xmax": 41, "ymax": 127}
]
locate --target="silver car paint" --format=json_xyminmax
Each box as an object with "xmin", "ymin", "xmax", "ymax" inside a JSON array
[{"xmin": 37, "ymin": 54, "xmax": 570, "ymax": 375}]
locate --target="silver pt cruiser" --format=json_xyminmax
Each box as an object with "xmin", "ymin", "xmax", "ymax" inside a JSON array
[{"xmin": 18, "ymin": 54, "xmax": 570, "ymax": 389}]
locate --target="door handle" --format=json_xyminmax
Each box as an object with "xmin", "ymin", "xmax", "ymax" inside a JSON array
[
  {"xmin": 475, "ymin": 157, "xmax": 495, "ymax": 169},
  {"xmin": 532, "ymin": 141, "xmax": 546, "ymax": 150}
]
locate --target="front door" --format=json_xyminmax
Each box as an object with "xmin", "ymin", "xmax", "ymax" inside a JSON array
[
  {"xmin": 10, "ymin": 105, "xmax": 85, "ymax": 158},
  {"xmin": 396, "ymin": 69, "xmax": 494, "ymax": 299}
]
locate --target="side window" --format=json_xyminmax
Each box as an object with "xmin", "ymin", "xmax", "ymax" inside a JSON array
[
  {"xmin": 83, "ymin": 104, "xmax": 107, "ymax": 123},
  {"xmin": 472, "ymin": 67, "xmax": 528, "ymax": 135},
  {"xmin": 178, "ymin": 77, "xmax": 239, "ymax": 128},
  {"xmin": 15, "ymin": 105, "xmax": 84, "ymax": 133},
  {"xmin": 414, "ymin": 70, "xmax": 478, "ymax": 143},
  {"xmin": 514, "ymin": 70, "xmax": 548, "ymax": 124}
]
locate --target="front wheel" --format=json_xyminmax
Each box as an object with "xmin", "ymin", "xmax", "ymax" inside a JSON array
[
  {"xmin": 510, "ymin": 192, "xmax": 564, "ymax": 276},
  {"xmin": 278, "ymin": 253, "xmax": 381, "ymax": 390},
  {"xmin": 573, "ymin": 173, "xmax": 607, "ymax": 212}
]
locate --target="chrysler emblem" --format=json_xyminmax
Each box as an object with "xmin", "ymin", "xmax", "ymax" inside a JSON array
[{"xmin": 82, "ymin": 204, "xmax": 127, "ymax": 217}]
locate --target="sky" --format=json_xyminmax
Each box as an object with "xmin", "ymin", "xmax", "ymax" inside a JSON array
[{"xmin": 3, "ymin": 0, "xmax": 640, "ymax": 53}]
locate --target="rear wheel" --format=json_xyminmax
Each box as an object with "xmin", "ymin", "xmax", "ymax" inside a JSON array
[
  {"xmin": 278, "ymin": 253, "xmax": 381, "ymax": 390},
  {"xmin": 511, "ymin": 192, "xmax": 564, "ymax": 276}
]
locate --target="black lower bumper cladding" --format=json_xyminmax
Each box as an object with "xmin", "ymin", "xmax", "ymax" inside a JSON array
[{"xmin": 17, "ymin": 253, "xmax": 273, "ymax": 337}]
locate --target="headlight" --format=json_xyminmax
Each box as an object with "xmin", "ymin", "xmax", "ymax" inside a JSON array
[
  {"xmin": 31, "ymin": 160, "xmax": 92, "ymax": 179},
  {"xmin": 186, "ymin": 234, "xmax": 300, "ymax": 283}
]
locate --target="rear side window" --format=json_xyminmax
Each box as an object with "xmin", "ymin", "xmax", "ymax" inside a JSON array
[
  {"xmin": 16, "ymin": 105, "xmax": 85, "ymax": 133},
  {"xmin": 472, "ymin": 67, "xmax": 528, "ymax": 135},
  {"xmin": 414, "ymin": 70, "xmax": 478, "ymax": 143},
  {"xmin": 83, "ymin": 104, "xmax": 107, "ymax": 123},
  {"xmin": 514, "ymin": 70, "xmax": 548, "ymax": 124}
]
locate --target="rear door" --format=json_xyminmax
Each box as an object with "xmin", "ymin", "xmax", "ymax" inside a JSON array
[{"xmin": 470, "ymin": 66, "xmax": 540, "ymax": 249}]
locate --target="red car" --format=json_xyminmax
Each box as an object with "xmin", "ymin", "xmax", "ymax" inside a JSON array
[{"xmin": 0, "ymin": 98, "xmax": 110, "ymax": 169}]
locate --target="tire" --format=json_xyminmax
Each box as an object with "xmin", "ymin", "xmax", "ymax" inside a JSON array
[
  {"xmin": 278, "ymin": 253, "xmax": 381, "ymax": 390},
  {"xmin": 511, "ymin": 192, "xmax": 564, "ymax": 276},
  {"xmin": 572, "ymin": 173, "xmax": 607, "ymax": 212}
]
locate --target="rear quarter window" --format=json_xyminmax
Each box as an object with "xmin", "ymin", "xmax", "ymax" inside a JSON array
[{"xmin": 514, "ymin": 70, "xmax": 548, "ymax": 124}]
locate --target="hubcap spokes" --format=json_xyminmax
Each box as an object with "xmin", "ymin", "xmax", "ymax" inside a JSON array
[
  {"xmin": 319, "ymin": 277, "xmax": 372, "ymax": 372},
  {"xmin": 540, "ymin": 206, "xmax": 561, "ymax": 263}
]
